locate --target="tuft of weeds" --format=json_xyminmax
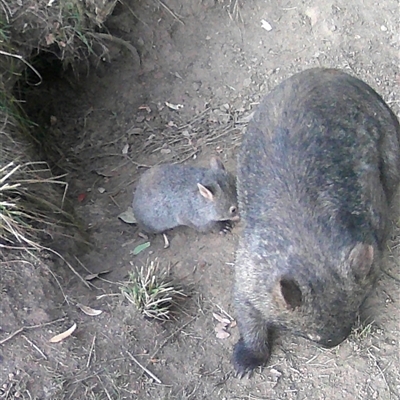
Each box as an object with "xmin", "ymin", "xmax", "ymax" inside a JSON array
[
  {"xmin": 121, "ymin": 258, "xmax": 187, "ymax": 321},
  {"xmin": 0, "ymin": 0, "xmax": 119, "ymax": 73},
  {"xmin": 0, "ymin": 88, "xmax": 83, "ymax": 251}
]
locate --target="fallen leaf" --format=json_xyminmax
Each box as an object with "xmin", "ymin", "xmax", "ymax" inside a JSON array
[
  {"xmin": 122, "ymin": 143, "xmax": 130, "ymax": 154},
  {"xmin": 229, "ymin": 320, "xmax": 237, "ymax": 328},
  {"xmin": 132, "ymin": 242, "xmax": 150, "ymax": 255},
  {"xmin": 77, "ymin": 304, "xmax": 103, "ymax": 316},
  {"xmin": 212, "ymin": 313, "xmax": 231, "ymax": 325},
  {"xmin": 214, "ymin": 322, "xmax": 229, "ymax": 332},
  {"xmin": 138, "ymin": 105, "xmax": 152, "ymax": 113},
  {"xmin": 49, "ymin": 323, "xmax": 77, "ymax": 343},
  {"xmin": 165, "ymin": 101, "xmax": 184, "ymax": 111},
  {"xmin": 216, "ymin": 330, "xmax": 230, "ymax": 339},
  {"xmin": 77, "ymin": 193, "xmax": 86, "ymax": 202},
  {"xmin": 305, "ymin": 7, "xmax": 319, "ymax": 27},
  {"xmin": 118, "ymin": 207, "xmax": 137, "ymax": 224},
  {"xmin": 45, "ymin": 33, "xmax": 55, "ymax": 45},
  {"xmin": 261, "ymin": 19, "xmax": 273, "ymax": 31},
  {"xmin": 84, "ymin": 270, "xmax": 110, "ymax": 281}
]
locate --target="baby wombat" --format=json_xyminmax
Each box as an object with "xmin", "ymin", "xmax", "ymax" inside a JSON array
[
  {"xmin": 132, "ymin": 157, "xmax": 239, "ymax": 234},
  {"xmin": 233, "ymin": 68, "xmax": 400, "ymax": 376}
]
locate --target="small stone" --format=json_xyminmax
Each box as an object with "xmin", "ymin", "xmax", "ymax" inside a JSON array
[{"xmin": 243, "ymin": 78, "xmax": 252, "ymax": 87}]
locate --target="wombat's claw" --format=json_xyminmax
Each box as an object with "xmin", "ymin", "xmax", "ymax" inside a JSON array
[
  {"xmin": 233, "ymin": 339, "xmax": 268, "ymax": 378},
  {"xmin": 162, "ymin": 233, "xmax": 170, "ymax": 249},
  {"xmin": 219, "ymin": 221, "xmax": 233, "ymax": 235}
]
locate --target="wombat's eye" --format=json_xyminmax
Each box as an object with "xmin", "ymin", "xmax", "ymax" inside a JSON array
[{"xmin": 230, "ymin": 206, "xmax": 237, "ymax": 214}]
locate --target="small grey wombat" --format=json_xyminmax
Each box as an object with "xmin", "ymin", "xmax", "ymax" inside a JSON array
[
  {"xmin": 233, "ymin": 68, "xmax": 400, "ymax": 377},
  {"xmin": 132, "ymin": 157, "xmax": 239, "ymax": 234}
]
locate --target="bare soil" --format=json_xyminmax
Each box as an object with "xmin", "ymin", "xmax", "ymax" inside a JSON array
[{"xmin": 1, "ymin": 0, "xmax": 399, "ymax": 399}]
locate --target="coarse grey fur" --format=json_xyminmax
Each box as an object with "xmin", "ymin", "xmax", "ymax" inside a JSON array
[
  {"xmin": 132, "ymin": 157, "xmax": 239, "ymax": 234},
  {"xmin": 233, "ymin": 68, "xmax": 400, "ymax": 376}
]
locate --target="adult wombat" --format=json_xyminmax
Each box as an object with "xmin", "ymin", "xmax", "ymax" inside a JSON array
[
  {"xmin": 132, "ymin": 157, "xmax": 239, "ymax": 234},
  {"xmin": 233, "ymin": 68, "xmax": 400, "ymax": 376}
]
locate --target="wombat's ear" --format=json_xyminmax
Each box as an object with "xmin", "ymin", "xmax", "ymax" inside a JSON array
[
  {"xmin": 197, "ymin": 183, "xmax": 215, "ymax": 201},
  {"xmin": 209, "ymin": 157, "xmax": 226, "ymax": 171},
  {"xmin": 348, "ymin": 243, "xmax": 374, "ymax": 279},
  {"xmin": 273, "ymin": 277, "xmax": 302, "ymax": 311}
]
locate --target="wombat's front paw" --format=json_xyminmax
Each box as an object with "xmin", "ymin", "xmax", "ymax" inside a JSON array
[
  {"xmin": 233, "ymin": 339, "xmax": 269, "ymax": 378},
  {"xmin": 218, "ymin": 220, "xmax": 234, "ymax": 235}
]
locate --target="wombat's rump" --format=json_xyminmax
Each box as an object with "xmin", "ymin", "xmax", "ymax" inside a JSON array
[{"xmin": 233, "ymin": 68, "xmax": 400, "ymax": 376}]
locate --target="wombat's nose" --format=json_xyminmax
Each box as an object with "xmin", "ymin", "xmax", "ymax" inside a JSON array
[{"xmin": 318, "ymin": 326, "xmax": 352, "ymax": 348}]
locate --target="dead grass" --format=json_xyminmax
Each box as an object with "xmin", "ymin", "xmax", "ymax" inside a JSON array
[
  {"xmin": 121, "ymin": 258, "xmax": 187, "ymax": 320},
  {"xmin": 0, "ymin": 89, "xmax": 83, "ymax": 255},
  {"xmin": 1, "ymin": 0, "xmax": 119, "ymax": 70},
  {"xmin": 0, "ymin": 0, "xmax": 119, "ymax": 253}
]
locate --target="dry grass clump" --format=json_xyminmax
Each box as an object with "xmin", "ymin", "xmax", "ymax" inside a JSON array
[
  {"xmin": 1, "ymin": 0, "xmax": 118, "ymax": 70},
  {"xmin": 121, "ymin": 258, "xmax": 187, "ymax": 321},
  {"xmin": 0, "ymin": 0, "xmax": 119, "ymax": 252},
  {"xmin": 0, "ymin": 92, "xmax": 76, "ymax": 251}
]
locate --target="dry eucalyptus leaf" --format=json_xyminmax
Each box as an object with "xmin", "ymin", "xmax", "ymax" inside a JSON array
[
  {"xmin": 77, "ymin": 304, "xmax": 103, "ymax": 316},
  {"xmin": 216, "ymin": 330, "xmax": 230, "ymax": 339},
  {"xmin": 118, "ymin": 207, "xmax": 137, "ymax": 224},
  {"xmin": 212, "ymin": 313, "xmax": 230, "ymax": 325},
  {"xmin": 122, "ymin": 143, "xmax": 130, "ymax": 154},
  {"xmin": 84, "ymin": 270, "xmax": 111, "ymax": 281},
  {"xmin": 85, "ymin": 273, "xmax": 99, "ymax": 281},
  {"xmin": 261, "ymin": 19, "xmax": 273, "ymax": 31},
  {"xmin": 214, "ymin": 322, "xmax": 229, "ymax": 332},
  {"xmin": 165, "ymin": 101, "xmax": 184, "ymax": 111},
  {"xmin": 49, "ymin": 323, "xmax": 77, "ymax": 343}
]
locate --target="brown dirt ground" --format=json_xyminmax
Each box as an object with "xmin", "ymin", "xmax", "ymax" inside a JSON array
[{"xmin": 1, "ymin": 0, "xmax": 400, "ymax": 399}]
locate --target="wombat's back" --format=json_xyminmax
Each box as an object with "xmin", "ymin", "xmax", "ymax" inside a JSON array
[
  {"xmin": 239, "ymin": 68, "xmax": 400, "ymax": 227},
  {"xmin": 233, "ymin": 68, "xmax": 400, "ymax": 375}
]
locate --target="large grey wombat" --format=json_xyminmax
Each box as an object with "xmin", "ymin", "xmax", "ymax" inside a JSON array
[{"xmin": 233, "ymin": 68, "xmax": 400, "ymax": 376}]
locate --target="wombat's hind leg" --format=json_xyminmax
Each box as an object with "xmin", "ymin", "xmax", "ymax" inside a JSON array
[{"xmin": 233, "ymin": 300, "xmax": 271, "ymax": 378}]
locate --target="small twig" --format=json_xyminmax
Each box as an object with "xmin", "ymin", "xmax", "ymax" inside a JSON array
[
  {"xmin": 0, "ymin": 50, "xmax": 42, "ymax": 85},
  {"xmin": 21, "ymin": 335, "xmax": 47, "ymax": 360},
  {"xmin": 87, "ymin": 32, "xmax": 140, "ymax": 63},
  {"xmin": 73, "ymin": 256, "xmax": 98, "ymax": 289},
  {"xmin": 87, "ymin": 335, "xmax": 96, "ymax": 368},
  {"xmin": 26, "ymin": 249, "xmax": 69, "ymax": 304},
  {"xmin": 126, "ymin": 351, "xmax": 162, "ymax": 383},
  {"xmin": 367, "ymin": 349, "xmax": 392, "ymax": 394},
  {"xmin": 43, "ymin": 247, "xmax": 91, "ymax": 289},
  {"xmin": 0, "ymin": 317, "xmax": 66, "ymax": 345},
  {"xmin": 95, "ymin": 373, "xmax": 113, "ymax": 400},
  {"xmin": 215, "ymin": 304, "xmax": 234, "ymax": 321},
  {"xmin": 381, "ymin": 268, "xmax": 400, "ymax": 283},
  {"xmin": 96, "ymin": 293, "xmax": 121, "ymax": 300},
  {"xmin": 156, "ymin": 0, "xmax": 185, "ymax": 25},
  {"xmin": 120, "ymin": 0, "xmax": 149, "ymax": 27},
  {"xmin": 172, "ymin": 150, "xmax": 199, "ymax": 165},
  {"xmin": 0, "ymin": 0, "xmax": 11, "ymax": 22}
]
